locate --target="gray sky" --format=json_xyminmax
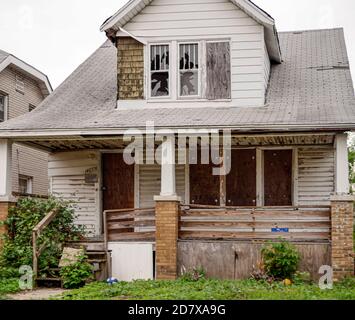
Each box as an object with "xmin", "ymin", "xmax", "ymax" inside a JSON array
[{"xmin": 0, "ymin": 0, "xmax": 354, "ymax": 89}]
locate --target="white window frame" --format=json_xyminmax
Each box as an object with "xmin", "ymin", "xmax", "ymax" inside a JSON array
[
  {"xmin": 19, "ymin": 175, "xmax": 33, "ymax": 194},
  {"xmin": 0, "ymin": 93, "xmax": 8, "ymax": 122},
  {"xmin": 148, "ymin": 43, "xmax": 171, "ymax": 100},
  {"xmin": 177, "ymin": 41, "xmax": 201, "ymax": 99}
]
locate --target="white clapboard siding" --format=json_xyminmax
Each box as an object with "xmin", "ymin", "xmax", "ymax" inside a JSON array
[
  {"xmin": 139, "ymin": 165, "xmax": 186, "ymax": 208},
  {"xmin": 298, "ymin": 148, "xmax": 335, "ymax": 206},
  {"xmin": 122, "ymin": 0, "xmax": 267, "ymax": 107},
  {"xmin": 263, "ymin": 43, "xmax": 271, "ymax": 90},
  {"xmin": 49, "ymin": 151, "xmax": 100, "ymax": 236}
]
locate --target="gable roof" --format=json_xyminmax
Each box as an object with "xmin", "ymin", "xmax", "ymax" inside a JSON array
[
  {"xmin": 100, "ymin": 0, "xmax": 282, "ymax": 62},
  {"xmin": 0, "ymin": 28, "xmax": 354, "ymax": 137},
  {"xmin": 0, "ymin": 49, "xmax": 52, "ymax": 96}
]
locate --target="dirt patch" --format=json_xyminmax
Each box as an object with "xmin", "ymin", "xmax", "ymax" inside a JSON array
[{"xmin": 7, "ymin": 288, "xmax": 67, "ymax": 300}]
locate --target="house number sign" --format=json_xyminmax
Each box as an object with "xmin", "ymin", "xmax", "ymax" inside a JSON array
[{"xmin": 85, "ymin": 167, "xmax": 98, "ymax": 183}]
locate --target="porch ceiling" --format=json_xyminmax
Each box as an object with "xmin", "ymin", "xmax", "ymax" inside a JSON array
[{"xmin": 15, "ymin": 133, "xmax": 335, "ymax": 153}]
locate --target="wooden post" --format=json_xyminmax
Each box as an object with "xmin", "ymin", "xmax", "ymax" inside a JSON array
[
  {"xmin": 219, "ymin": 147, "xmax": 226, "ymax": 207},
  {"xmin": 0, "ymin": 139, "xmax": 12, "ymax": 199},
  {"xmin": 32, "ymin": 231, "xmax": 38, "ymax": 283},
  {"xmin": 334, "ymin": 133, "xmax": 349, "ymax": 194},
  {"xmin": 160, "ymin": 135, "xmax": 177, "ymax": 197}
]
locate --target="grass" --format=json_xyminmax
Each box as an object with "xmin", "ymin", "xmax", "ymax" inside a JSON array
[
  {"xmin": 0, "ymin": 278, "xmax": 20, "ymax": 300},
  {"xmin": 57, "ymin": 277, "xmax": 355, "ymax": 300}
]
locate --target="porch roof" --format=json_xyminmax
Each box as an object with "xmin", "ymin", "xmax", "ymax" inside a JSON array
[
  {"xmin": 12, "ymin": 133, "xmax": 335, "ymax": 152},
  {"xmin": 0, "ymin": 28, "xmax": 354, "ymax": 137}
]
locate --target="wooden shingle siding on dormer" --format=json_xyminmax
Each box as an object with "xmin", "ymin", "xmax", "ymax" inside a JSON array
[
  {"xmin": 122, "ymin": 0, "xmax": 267, "ymax": 107},
  {"xmin": 117, "ymin": 37, "xmax": 144, "ymax": 100}
]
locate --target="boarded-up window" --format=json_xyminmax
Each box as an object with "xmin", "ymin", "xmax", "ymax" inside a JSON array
[
  {"xmin": 264, "ymin": 150, "xmax": 293, "ymax": 206},
  {"xmin": 189, "ymin": 151, "xmax": 220, "ymax": 206},
  {"xmin": 206, "ymin": 42, "xmax": 231, "ymax": 100},
  {"xmin": 226, "ymin": 149, "xmax": 256, "ymax": 206}
]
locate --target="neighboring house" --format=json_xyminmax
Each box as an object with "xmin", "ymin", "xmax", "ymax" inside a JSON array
[
  {"xmin": 0, "ymin": 0, "xmax": 354, "ymax": 282},
  {"xmin": 0, "ymin": 49, "xmax": 52, "ymax": 196}
]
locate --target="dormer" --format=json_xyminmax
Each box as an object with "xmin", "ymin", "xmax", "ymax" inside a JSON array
[{"xmin": 101, "ymin": 0, "xmax": 282, "ymax": 109}]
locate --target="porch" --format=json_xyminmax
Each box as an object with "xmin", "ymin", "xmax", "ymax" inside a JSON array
[
  {"xmin": 0, "ymin": 131, "xmax": 353, "ymax": 281},
  {"xmin": 104, "ymin": 205, "xmax": 332, "ymax": 242}
]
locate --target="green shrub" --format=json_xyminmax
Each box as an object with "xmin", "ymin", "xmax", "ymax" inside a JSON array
[
  {"xmin": 261, "ymin": 240, "xmax": 300, "ymax": 280},
  {"xmin": 0, "ymin": 267, "xmax": 19, "ymax": 279},
  {"xmin": 60, "ymin": 255, "xmax": 93, "ymax": 289},
  {"xmin": 0, "ymin": 197, "xmax": 85, "ymax": 274},
  {"xmin": 180, "ymin": 267, "xmax": 206, "ymax": 282}
]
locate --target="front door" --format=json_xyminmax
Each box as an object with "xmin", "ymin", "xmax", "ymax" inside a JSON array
[{"xmin": 102, "ymin": 153, "xmax": 135, "ymax": 211}]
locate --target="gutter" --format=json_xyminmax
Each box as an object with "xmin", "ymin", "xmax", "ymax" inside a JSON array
[{"xmin": 0, "ymin": 124, "xmax": 354, "ymax": 139}]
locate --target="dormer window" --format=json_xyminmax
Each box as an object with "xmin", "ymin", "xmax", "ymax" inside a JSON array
[
  {"xmin": 179, "ymin": 43, "xmax": 199, "ymax": 97},
  {"xmin": 150, "ymin": 44, "xmax": 170, "ymax": 98},
  {"xmin": 0, "ymin": 94, "xmax": 7, "ymax": 122}
]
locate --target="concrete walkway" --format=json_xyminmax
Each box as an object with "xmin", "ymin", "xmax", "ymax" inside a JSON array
[{"xmin": 7, "ymin": 288, "xmax": 66, "ymax": 300}]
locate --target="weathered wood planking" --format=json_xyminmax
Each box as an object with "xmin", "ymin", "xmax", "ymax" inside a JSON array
[
  {"xmin": 206, "ymin": 42, "xmax": 231, "ymax": 100},
  {"xmin": 178, "ymin": 241, "xmax": 331, "ymax": 280},
  {"xmin": 106, "ymin": 208, "xmax": 156, "ymax": 241},
  {"xmin": 180, "ymin": 208, "xmax": 331, "ymax": 241},
  {"xmin": 179, "ymin": 231, "xmax": 330, "ymax": 241}
]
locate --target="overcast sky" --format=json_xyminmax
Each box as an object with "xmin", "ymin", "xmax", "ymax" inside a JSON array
[{"xmin": 0, "ymin": 0, "xmax": 354, "ymax": 89}]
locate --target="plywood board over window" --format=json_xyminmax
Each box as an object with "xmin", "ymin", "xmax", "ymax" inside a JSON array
[
  {"xmin": 264, "ymin": 150, "xmax": 293, "ymax": 206},
  {"xmin": 226, "ymin": 149, "xmax": 257, "ymax": 206},
  {"xmin": 206, "ymin": 42, "xmax": 231, "ymax": 100},
  {"xmin": 189, "ymin": 150, "xmax": 220, "ymax": 206}
]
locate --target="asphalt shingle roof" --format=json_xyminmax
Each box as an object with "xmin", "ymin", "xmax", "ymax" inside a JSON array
[{"xmin": 0, "ymin": 28, "xmax": 354, "ymax": 133}]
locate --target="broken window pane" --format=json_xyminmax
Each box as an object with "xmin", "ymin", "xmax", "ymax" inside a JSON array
[
  {"xmin": 151, "ymin": 45, "xmax": 169, "ymax": 97},
  {"xmin": 179, "ymin": 43, "xmax": 199, "ymax": 96},
  {"xmin": 180, "ymin": 71, "xmax": 198, "ymax": 96},
  {"xmin": 151, "ymin": 71, "xmax": 169, "ymax": 97}
]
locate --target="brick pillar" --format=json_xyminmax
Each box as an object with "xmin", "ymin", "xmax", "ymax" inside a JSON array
[
  {"xmin": 330, "ymin": 195, "xmax": 354, "ymax": 281},
  {"xmin": 0, "ymin": 202, "xmax": 11, "ymax": 248},
  {"xmin": 155, "ymin": 198, "xmax": 180, "ymax": 280}
]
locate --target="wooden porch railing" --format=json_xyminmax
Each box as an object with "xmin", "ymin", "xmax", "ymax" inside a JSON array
[
  {"xmin": 32, "ymin": 210, "xmax": 59, "ymax": 280},
  {"xmin": 103, "ymin": 208, "xmax": 156, "ymax": 242},
  {"xmin": 180, "ymin": 205, "xmax": 331, "ymax": 241}
]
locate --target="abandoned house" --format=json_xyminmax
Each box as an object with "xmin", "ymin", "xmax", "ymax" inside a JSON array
[
  {"xmin": 0, "ymin": 0, "xmax": 354, "ymax": 282},
  {"xmin": 0, "ymin": 49, "xmax": 52, "ymax": 196}
]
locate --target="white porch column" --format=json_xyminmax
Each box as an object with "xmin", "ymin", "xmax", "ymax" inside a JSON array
[
  {"xmin": 334, "ymin": 133, "xmax": 349, "ymax": 194},
  {"xmin": 160, "ymin": 135, "xmax": 176, "ymax": 197},
  {"xmin": 0, "ymin": 139, "xmax": 12, "ymax": 199}
]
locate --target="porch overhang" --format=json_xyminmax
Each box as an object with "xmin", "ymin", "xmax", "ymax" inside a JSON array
[{"xmin": 0, "ymin": 131, "xmax": 339, "ymax": 153}]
